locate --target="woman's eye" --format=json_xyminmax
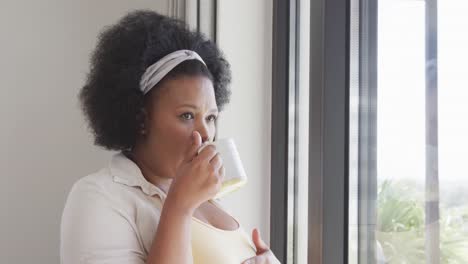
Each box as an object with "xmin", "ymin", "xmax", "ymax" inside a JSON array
[
  {"xmin": 180, "ymin": 113, "xmax": 194, "ymax": 120},
  {"xmin": 207, "ymin": 115, "xmax": 218, "ymax": 122}
]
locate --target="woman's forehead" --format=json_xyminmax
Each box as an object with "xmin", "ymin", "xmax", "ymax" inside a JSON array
[{"xmin": 154, "ymin": 76, "xmax": 217, "ymax": 108}]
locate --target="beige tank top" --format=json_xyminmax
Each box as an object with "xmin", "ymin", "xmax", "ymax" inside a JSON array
[
  {"xmin": 153, "ymin": 189, "xmax": 257, "ymax": 263},
  {"xmin": 190, "ymin": 199, "xmax": 257, "ymax": 264}
]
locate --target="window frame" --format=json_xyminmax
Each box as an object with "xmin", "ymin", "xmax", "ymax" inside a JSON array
[{"xmin": 270, "ymin": 0, "xmax": 351, "ymax": 263}]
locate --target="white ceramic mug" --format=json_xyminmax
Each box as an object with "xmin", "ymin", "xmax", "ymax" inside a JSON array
[{"xmin": 197, "ymin": 138, "xmax": 247, "ymax": 199}]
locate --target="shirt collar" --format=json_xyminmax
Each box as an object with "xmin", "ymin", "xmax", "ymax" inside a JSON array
[{"xmin": 109, "ymin": 152, "xmax": 167, "ymax": 199}]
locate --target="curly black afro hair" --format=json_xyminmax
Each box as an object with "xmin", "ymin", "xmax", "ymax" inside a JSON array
[{"xmin": 79, "ymin": 10, "xmax": 232, "ymax": 151}]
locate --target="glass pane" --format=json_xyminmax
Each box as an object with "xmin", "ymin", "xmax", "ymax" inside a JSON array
[
  {"xmin": 293, "ymin": 0, "xmax": 310, "ymax": 263},
  {"xmin": 351, "ymin": 0, "xmax": 468, "ymax": 263},
  {"xmin": 438, "ymin": 0, "xmax": 468, "ymax": 262},
  {"xmin": 377, "ymin": 1, "xmax": 426, "ymax": 262}
]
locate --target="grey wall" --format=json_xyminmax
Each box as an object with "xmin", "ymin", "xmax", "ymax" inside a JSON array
[{"xmin": 216, "ymin": 0, "xmax": 273, "ymax": 244}]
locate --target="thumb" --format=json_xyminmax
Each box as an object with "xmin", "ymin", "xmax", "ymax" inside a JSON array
[
  {"xmin": 184, "ymin": 131, "xmax": 202, "ymax": 162},
  {"xmin": 252, "ymin": 228, "xmax": 269, "ymax": 254}
]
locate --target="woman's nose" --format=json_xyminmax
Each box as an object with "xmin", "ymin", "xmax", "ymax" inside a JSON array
[{"xmin": 195, "ymin": 121, "xmax": 211, "ymax": 143}]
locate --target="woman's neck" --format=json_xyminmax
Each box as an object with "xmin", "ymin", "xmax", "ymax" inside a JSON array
[{"xmin": 124, "ymin": 150, "xmax": 173, "ymax": 195}]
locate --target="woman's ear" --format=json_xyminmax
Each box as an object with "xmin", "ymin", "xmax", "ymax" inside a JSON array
[{"xmin": 138, "ymin": 108, "xmax": 149, "ymax": 136}]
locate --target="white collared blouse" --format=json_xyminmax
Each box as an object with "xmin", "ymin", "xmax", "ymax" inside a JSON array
[{"xmin": 60, "ymin": 152, "xmax": 256, "ymax": 264}]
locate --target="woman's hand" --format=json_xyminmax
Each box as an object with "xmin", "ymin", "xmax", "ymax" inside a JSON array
[
  {"xmin": 166, "ymin": 131, "xmax": 224, "ymax": 214},
  {"xmin": 242, "ymin": 228, "xmax": 281, "ymax": 264}
]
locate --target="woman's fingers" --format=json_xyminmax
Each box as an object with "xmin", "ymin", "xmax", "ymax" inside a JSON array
[
  {"xmin": 194, "ymin": 145, "xmax": 218, "ymax": 163},
  {"xmin": 183, "ymin": 131, "xmax": 202, "ymax": 163},
  {"xmin": 252, "ymin": 228, "xmax": 270, "ymax": 254},
  {"xmin": 241, "ymin": 229, "xmax": 281, "ymax": 263},
  {"xmin": 209, "ymin": 154, "xmax": 224, "ymax": 186},
  {"xmin": 210, "ymin": 153, "xmax": 223, "ymax": 171},
  {"xmin": 219, "ymin": 165, "xmax": 225, "ymax": 181}
]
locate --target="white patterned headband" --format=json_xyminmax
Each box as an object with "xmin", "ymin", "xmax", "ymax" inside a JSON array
[{"xmin": 139, "ymin": 49, "xmax": 206, "ymax": 95}]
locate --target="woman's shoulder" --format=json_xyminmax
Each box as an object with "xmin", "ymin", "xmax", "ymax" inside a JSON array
[
  {"xmin": 68, "ymin": 167, "xmax": 113, "ymax": 196},
  {"xmin": 63, "ymin": 168, "xmax": 117, "ymax": 213},
  {"xmin": 64, "ymin": 155, "xmax": 163, "ymax": 216},
  {"xmin": 60, "ymin": 166, "xmax": 154, "ymax": 262},
  {"xmin": 61, "ymin": 164, "xmax": 161, "ymax": 238},
  {"xmin": 66, "ymin": 152, "xmax": 142, "ymax": 203},
  {"xmin": 66, "ymin": 168, "xmax": 144, "ymax": 209}
]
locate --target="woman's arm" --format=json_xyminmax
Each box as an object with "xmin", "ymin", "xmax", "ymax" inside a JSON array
[
  {"xmin": 146, "ymin": 196, "xmax": 194, "ymax": 264},
  {"xmin": 146, "ymin": 131, "xmax": 224, "ymax": 264}
]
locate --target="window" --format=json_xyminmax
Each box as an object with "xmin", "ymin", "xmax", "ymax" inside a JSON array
[
  {"xmin": 273, "ymin": 0, "xmax": 467, "ymax": 263},
  {"xmin": 350, "ymin": 0, "xmax": 468, "ymax": 263}
]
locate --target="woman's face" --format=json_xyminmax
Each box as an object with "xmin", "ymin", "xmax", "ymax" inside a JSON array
[{"xmin": 137, "ymin": 75, "xmax": 218, "ymax": 178}]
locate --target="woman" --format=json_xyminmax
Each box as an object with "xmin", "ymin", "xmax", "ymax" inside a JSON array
[{"xmin": 60, "ymin": 10, "xmax": 280, "ymax": 264}]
